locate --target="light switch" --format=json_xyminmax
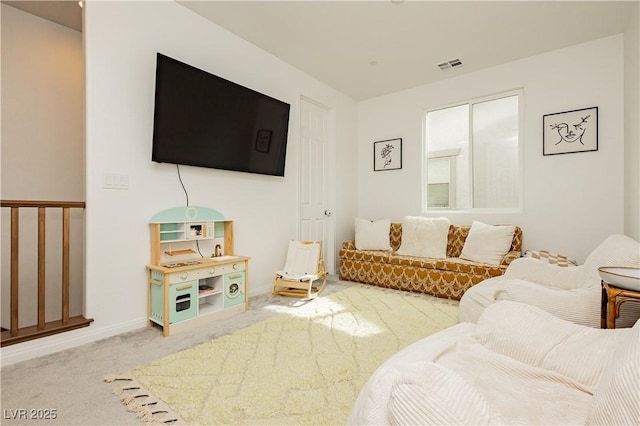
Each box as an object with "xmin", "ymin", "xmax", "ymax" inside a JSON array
[{"xmin": 102, "ymin": 173, "xmax": 129, "ymax": 190}]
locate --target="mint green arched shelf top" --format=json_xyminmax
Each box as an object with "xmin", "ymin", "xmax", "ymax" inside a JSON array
[{"xmin": 150, "ymin": 206, "xmax": 225, "ymax": 223}]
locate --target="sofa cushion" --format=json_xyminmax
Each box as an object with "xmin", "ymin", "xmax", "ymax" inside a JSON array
[
  {"xmin": 396, "ymin": 216, "xmax": 451, "ymax": 259},
  {"xmin": 355, "ymin": 217, "xmax": 392, "ymax": 251},
  {"xmin": 340, "ymin": 248, "xmax": 392, "ymax": 263},
  {"xmin": 460, "ymin": 221, "xmax": 516, "ymax": 266},
  {"xmin": 389, "ymin": 256, "xmax": 505, "ymax": 277}
]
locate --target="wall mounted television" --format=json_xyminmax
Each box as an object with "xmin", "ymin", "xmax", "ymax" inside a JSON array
[{"xmin": 152, "ymin": 53, "xmax": 290, "ymax": 177}]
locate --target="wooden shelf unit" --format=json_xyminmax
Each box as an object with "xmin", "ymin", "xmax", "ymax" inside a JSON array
[
  {"xmin": 150, "ymin": 219, "xmax": 235, "ymax": 266},
  {"xmin": 146, "ymin": 206, "xmax": 248, "ymax": 336}
]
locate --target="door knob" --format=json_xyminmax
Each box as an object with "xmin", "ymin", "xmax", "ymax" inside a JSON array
[{"xmin": 324, "ymin": 210, "xmax": 332, "ymax": 217}]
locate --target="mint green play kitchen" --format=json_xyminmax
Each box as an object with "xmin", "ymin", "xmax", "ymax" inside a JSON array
[{"xmin": 146, "ymin": 206, "xmax": 249, "ymax": 336}]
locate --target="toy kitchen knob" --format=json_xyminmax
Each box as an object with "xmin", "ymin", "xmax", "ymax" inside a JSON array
[
  {"xmin": 232, "ymin": 263, "xmax": 238, "ymax": 270},
  {"xmin": 180, "ymin": 272, "xmax": 189, "ymax": 280},
  {"xmin": 208, "ymin": 268, "xmax": 216, "ymax": 274}
]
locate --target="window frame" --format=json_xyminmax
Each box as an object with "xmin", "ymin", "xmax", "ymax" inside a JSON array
[{"xmin": 422, "ymin": 89, "xmax": 524, "ymax": 213}]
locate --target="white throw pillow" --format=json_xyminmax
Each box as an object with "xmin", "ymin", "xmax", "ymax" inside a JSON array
[
  {"xmin": 396, "ymin": 216, "xmax": 451, "ymax": 259},
  {"xmin": 460, "ymin": 221, "xmax": 515, "ymax": 266},
  {"xmin": 354, "ymin": 218, "xmax": 391, "ymax": 251}
]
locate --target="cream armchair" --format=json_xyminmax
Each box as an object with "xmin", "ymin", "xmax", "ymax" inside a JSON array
[
  {"xmin": 348, "ymin": 301, "xmax": 639, "ymax": 425},
  {"xmin": 459, "ymin": 234, "xmax": 640, "ymax": 328}
]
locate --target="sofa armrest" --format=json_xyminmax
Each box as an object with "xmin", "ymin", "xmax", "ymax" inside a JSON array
[
  {"xmin": 500, "ymin": 250, "xmax": 521, "ymax": 267},
  {"xmin": 342, "ymin": 240, "xmax": 356, "ymax": 250}
]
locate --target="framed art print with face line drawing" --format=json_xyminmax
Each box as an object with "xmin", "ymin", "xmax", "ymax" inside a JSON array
[
  {"xmin": 374, "ymin": 138, "xmax": 402, "ymax": 171},
  {"xmin": 543, "ymin": 107, "xmax": 598, "ymax": 156}
]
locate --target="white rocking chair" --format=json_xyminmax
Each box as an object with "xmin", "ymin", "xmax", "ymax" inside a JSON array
[{"xmin": 273, "ymin": 240, "xmax": 327, "ymax": 299}]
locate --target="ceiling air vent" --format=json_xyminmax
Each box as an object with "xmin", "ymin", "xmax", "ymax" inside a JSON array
[{"xmin": 437, "ymin": 58, "xmax": 463, "ymax": 71}]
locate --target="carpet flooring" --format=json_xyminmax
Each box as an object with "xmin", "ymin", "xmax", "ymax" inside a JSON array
[
  {"xmin": 107, "ymin": 284, "xmax": 459, "ymax": 425},
  {"xmin": 1, "ymin": 278, "xmax": 352, "ymax": 425}
]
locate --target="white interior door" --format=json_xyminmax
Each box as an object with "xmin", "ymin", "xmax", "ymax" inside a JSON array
[{"xmin": 299, "ymin": 97, "xmax": 335, "ymax": 273}]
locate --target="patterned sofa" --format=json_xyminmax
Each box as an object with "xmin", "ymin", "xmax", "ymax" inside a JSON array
[{"xmin": 339, "ymin": 223, "xmax": 523, "ymax": 300}]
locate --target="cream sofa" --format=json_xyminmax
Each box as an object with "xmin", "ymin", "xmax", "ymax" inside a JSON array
[
  {"xmin": 460, "ymin": 234, "xmax": 640, "ymax": 328},
  {"xmin": 348, "ymin": 301, "xmax": 640, "ymax": 425},
  {"xmin": 339, "ymin": 222, "xmax": 523, "ymax": 300}
]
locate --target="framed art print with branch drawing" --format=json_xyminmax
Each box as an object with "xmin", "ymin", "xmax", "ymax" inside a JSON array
[
  {"xmin": 543, "ymin": 107, "xmax": 598, "ymax": 156},
  {"xmin": 374, "ymin": 138, "xmax": 402, "ymax": 171}
]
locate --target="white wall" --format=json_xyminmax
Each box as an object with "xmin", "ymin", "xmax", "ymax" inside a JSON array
[
  {"xmin": 357, "ymin": 35, "xmax": 625, "ymax": 263},
  {"xmin": 624, "ymin": 3, "xmax": 640, "ymax": 241},
  {"xmin": 1, "ymin": 5, "xmax": 84, "ymax": 327},
  {"xmin": 0, "ymin": 5, "xmax": 84, "ymax": 200},
  {"xmin": 1, "ymin": 1, "xmax": 357, "ymax": 365}
]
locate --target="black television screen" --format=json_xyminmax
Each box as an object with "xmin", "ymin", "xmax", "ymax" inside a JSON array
[{"xmin": 152, "ymin": 53, "xmax": 290, "ymax": 176}]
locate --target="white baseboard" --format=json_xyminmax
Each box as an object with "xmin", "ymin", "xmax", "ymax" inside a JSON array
[{"xmin": 0, "ymin": 318, "xmax": 148, "ymax": 367}]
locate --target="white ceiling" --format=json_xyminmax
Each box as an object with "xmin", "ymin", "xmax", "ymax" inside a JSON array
[
  {"xmin": 178, "ymin": 1, "xmax": 636, "ymax": 100},
  {"xmin": 5, "ymin": 1, "xmax": 637, "ymax": 101}
]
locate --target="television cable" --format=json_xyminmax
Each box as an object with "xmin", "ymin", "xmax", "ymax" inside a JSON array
[{"xmin": 176, "ymin": 164, "xmax": 205, "ymax": 258}]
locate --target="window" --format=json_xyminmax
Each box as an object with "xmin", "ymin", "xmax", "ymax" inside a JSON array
[
  {"xmin": 426, "ymin": 149, "xmax": 458, "ymax": 208},
  {"xmin": 424, "ymin": 91, "xmax": 521, "ymax": 211}
]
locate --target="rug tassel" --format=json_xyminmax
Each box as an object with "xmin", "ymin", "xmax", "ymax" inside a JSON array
[
  {"xmin": 103, "ymin": 374, "xmax": 132, "ymax": 383},
  {"xmin": 127, "ymin": 402, "xmax": 152, "ymax": 422},
  {"xmin": 107, "ymin": 372, "xmax": 185, "ymax": 425},
  {"xmin": 113, "ymin": 385, "xmax": 140, "ymax": 396},
  {"xmin": 132, "ymin": 399, "xmax": 158, "ymax": 409},
  {"xmin": 122, "ymin": 392, "xmax": 148, "ymax": 405},
  {"xmin": 151, "ymin": 412, "xmax": 179, "ymax": 425},
  {"xmin": 127, "ymin": 397, "xmax": 158, "ymax": 413},
  {"xmin": 132, "ymin": 403, "xmax": 179, "ymax": 425},
  {"xmin": 138, "ymin": 409, "xmax": 169, "ymax": 422},
  {"xmin": 126, "ymin": 398, "xmax": 143, "ymax": 413}
]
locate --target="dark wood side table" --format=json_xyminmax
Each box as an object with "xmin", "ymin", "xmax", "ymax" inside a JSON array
[{"xmin": 601, "ymin": 281, "xmax": 640, "ymax": 329}]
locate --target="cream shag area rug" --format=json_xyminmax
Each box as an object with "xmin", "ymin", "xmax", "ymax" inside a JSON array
[{"xmin": 106, "ymin": 285, "xmax": 459, "ymax": 425}]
